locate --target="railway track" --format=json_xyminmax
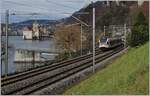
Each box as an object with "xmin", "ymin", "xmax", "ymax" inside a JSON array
[
  {"xmin": 1, "ymin": 46, "xmax": 124, "ymax": 95},
  {"xmin": 1, "ymin": 49, "xmax": 102, "ymax": 86}
]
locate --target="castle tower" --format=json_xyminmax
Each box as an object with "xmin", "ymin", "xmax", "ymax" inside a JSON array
[
  {"xmin": 32, "ymin": 21, "xmax": 39, "ymax": 32},
  {"xmin": 32, "ymin": 21, "xmax": 40, "ymax": 39}
]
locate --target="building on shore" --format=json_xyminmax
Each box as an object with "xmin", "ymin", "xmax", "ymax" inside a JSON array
[
  {"xmin": 22, "ymin": 21, "xmax": 49, "ymax": 40},
  {"xmin": 22, "ymin": 26, "xmax": 33, "ymax": 40}
]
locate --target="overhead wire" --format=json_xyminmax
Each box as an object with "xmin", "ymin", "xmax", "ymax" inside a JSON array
[
  {"xmin": 4, "ymin": 0, "xmax": 81, "ymax": 16},
  {"xmin": 3, "ymin": 0, "xmax": 91, "ymax": 24},
  {"xmin": 4, "ymin": 0, "xmax": 49, "ymax": 11},
  {"xmin": 4, "ymin": 0, "xmax": 90, "ymax": 15},
  {"xmin": 63, "ymin": 0, "xmax": 85, "ymax": 3},
  {"xmin": 4, "ymin": 0, "xmax": 69, "ymax": 13},
  {"xmin": 63, "ymin": 0, "xmax": 91, "ymax": 8},
  {"xmin": 46, "ymin": 0, "xmax": 78, "ymax": 10}
]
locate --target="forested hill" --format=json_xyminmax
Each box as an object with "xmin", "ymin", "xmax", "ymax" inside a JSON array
[{"xmin": 62, "ymin": 1, "xmax": 148, "ymax": 31}]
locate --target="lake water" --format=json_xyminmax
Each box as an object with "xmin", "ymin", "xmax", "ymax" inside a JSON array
[
  {"xmin": 2, "ymin": 36, "xmax": 56, "ymax": 50},
  {"xmin": 1, "ymin": 36, "xmax": 60, "ymax": 76}
]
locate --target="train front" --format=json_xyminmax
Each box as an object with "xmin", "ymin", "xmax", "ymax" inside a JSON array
[{"xmin": 99, "ymin": 36, "xmax": 109, "ymax": 50}]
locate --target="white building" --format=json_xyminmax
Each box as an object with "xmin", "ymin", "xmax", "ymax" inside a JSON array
[
  {"xmin": 23, "ymin": 27, "xmax": 33, "ymax": 39},
  {"xmin": 22, "ymin": 21, "xmax": 41, "ymax": 40}
]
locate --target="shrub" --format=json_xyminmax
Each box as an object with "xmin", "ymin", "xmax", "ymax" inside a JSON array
[{"xmin": 130, "ymin": 12, "xmax": 149, "ymax": 47}]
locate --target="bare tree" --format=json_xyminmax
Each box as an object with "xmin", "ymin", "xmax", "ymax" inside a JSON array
[{"xmin": 54, "ymin": 24, "xmax": 81, "ymax": 56}]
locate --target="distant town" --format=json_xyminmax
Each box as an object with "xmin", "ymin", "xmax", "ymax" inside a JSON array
[{"xmin": 1, "ymin": 20, "xmax": 59, "ymax": 40}]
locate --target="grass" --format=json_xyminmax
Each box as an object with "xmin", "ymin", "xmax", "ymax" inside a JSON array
[{"xmin": 63, "ymin": 43, "xmax": 149, "ymax": 95}]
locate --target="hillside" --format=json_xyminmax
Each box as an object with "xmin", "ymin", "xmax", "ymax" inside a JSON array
[
  {"xmin": 9, "ymin": 19, "xmax": 59, "ymax": 30},
  {"xmin": 63, "ymin": 43, "xmax": 149, "ymax": 95},
  {"xmin": 11, "ymin": 19, "xmax": 59, "ymax": 26},
  {"xmin": 63, "ymin": 1, "xmax": 148, "ymax": 33}
]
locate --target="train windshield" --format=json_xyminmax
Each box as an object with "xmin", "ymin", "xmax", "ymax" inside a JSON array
[{"xmin": 100, "ymin": 36, "xmax": 107, "ymax": 43}]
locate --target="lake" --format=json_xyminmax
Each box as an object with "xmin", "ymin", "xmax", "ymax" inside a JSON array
[{"xmin": 1, "ymin": 36, "xmax": 60, "ymax": 76}]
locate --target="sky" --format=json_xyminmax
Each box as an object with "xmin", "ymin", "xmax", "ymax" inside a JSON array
[
  {"xmin": 1, "ymin": 0, "xmax": 144, "ymax": 23},
  {"xmin": 1, "ymin": 0, "xmax": 100, "ymax": 23}
]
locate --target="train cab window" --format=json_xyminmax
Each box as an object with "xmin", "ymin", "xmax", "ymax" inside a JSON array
[{"xmin": 100, "ymin": 36, "xmax": 107, "ymax": 43}]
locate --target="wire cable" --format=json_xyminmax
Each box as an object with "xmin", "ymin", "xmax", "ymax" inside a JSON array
[
  {"xmin": 4, "ymin": 0, "xmax": 78, "ymax": 15},
  {"xmin": 4, "ymin": 0, "xmax": 50, "ymax": 12},
  {"xmin": 46, "ymin": 0, "xmax": 78, "ymax": 10}
]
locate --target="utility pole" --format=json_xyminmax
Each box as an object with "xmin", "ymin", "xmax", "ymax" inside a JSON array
[
  {"xmin": 124, "ymin": 24, "xmax": 127, "ymax": 48},
  {"xmin": 80, "ymin": 24, "xmax": 83, "ymax": 55},
  {"xmin": 5, "ymin": 10, "xmax": 9, "ymax": 77},
  {"xmin": 104, "ymin": 25, "xmax": 106, "ymax": 36},
  {"xmin": 112, "ymin": 25, "xmax": 115, "ymax": 38},
  {"xmin": 92, "ymin": 2, "xmax": 95, "ymax": 73},
  {"xmin": 32, "ymin": 51, "xmax": 35, "ymax": 68}
]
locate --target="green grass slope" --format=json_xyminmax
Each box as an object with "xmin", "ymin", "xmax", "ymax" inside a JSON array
[{"xmin": 64, "ymin": 43, "xmax": 149, "ymax": 95}]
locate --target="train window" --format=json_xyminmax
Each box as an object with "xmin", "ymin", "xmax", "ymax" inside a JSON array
[{"xmin": 100, "ymin": 36, "xmax": 107, "ymax": 43}]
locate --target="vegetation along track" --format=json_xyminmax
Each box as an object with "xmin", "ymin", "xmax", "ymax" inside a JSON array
[{"xmin": 1, "ymin": 45, "xmax": 124, "ymax": 95}]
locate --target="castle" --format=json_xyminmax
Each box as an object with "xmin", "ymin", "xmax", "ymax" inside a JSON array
[{"xmin": 22, "ymin": 21, "xmax": 47, "ymax": 40}]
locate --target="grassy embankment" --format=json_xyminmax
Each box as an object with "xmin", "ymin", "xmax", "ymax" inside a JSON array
[{"xmin": 64, "ymin": 43, "xmax": 149, "ymax": 95}]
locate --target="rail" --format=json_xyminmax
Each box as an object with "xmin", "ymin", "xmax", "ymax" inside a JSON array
[{"xmin": 1, "ymin": 45, "xmax": 124, "ymax": 95}]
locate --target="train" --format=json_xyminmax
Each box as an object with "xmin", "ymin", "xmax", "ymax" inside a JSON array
[{"xmin": 99, "ymin": 36, "xmax": 123, "ymax": 50}]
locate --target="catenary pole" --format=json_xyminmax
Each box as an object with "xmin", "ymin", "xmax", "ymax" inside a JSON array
[
  {"xmin": 80, "ymin": 24, "xmax": 83, "ymax": 55},
  {"xmin": 124, "ymin": 24, "xmax": 127, "ymax": 48},
  {"xmin": 92, "ymin": 2, "xmax": 95, "ymax": 73},
  {"xmin": 104, "ymin": 25, "xmax": 106, "ymax": 36},
  {"xmin": 5, "ymin": 10, "xmax": 9, "ymax": 77}
]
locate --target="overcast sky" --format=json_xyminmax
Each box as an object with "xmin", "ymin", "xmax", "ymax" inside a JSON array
[
  {"xmin": 1, "ymin": 0, "xmax": 100, "ymax": 23},
  {"xmin": 1, "ymin": 0, "xmax": 143, "ymax": 23}
]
